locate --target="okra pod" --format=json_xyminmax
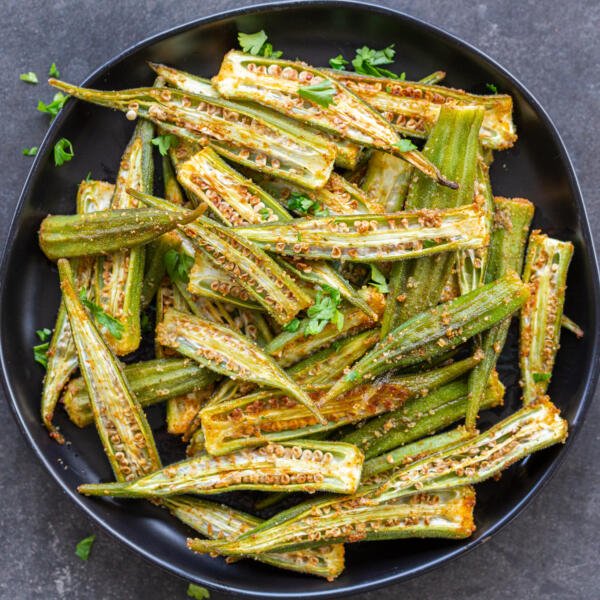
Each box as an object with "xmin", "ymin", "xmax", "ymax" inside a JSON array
[
  {"xmin": 78, "ymin": 439, "xmax": 364, "ymax": 497},
  {"xmin": 41, "ymin": 180, "xmax": 113, "ymax": 441},
  {"xmin": 324, "ymin": 271, "xmax": 528, "ymax": 402},
  {"xmin": 161, "ymin": 496, "xmax": 345, "ymax": 580},
  {"xmin": 360, "ymin": 150, "xmax": 413, "ymax": 213},
  {"xmin": 190, "ymin": 398, "xmax": 564, "ymax": 557},
  {"xmin": 156, "ymin": 308, "xmax": 325, "ymax": 423},
  {"xmin": 520, "ymin": 231, "xmax": 573, "ymax": 404},
  {"xmin": 149, "ymin": 61, "xmax": 362, "ymax": 170},
  {"xmin": 418, "ymin": 71, "xmax": 446, "ymax": 85},
  {"xmin": 213, "ymin": 51, "xmax": 457, "ymax": 187},
  {"xmin": 93, "ymin": 120, "xmax": 154, "ymax": 355},
  {"xmin": 561, "ymin": 314, "xmax": 584, "ymax": 338},
  {"xmin": 234, "ymin": 203, "xmax": 487, "ymax": 262},
  {"xmin": 381, "ymin": 106, "xmax": 485, "ymax": 337},
  {"xmin": 200, "ymin": 356, "xmax": 479, "ymax": 455},
  {"xmin": 62, "ymin": 358, "xmax": 217, "ymax": 428},
  {"xmin": 344, "ymin": 372, "xmax": 504, "ymax": 459},
  {"xmin": 188, "ymin": 486, "xmax": 476, "ymax": 556},
  {"xmin": 58, "ymin": 259, "xmax": 161, "ymax": 481},
  {"xmin": 327, "ymin": 69, "xmax": 517, "ymax": 150},
  {"xmin": 39, "ymin": 206, "xmax": 203, "ymax": 260},
  {"xmin": 49, "ymin": 78, "xmax": 336, "ymax": 190},
  {"xmin": 465, "ymin": 197, "xmax": 534, "ymax": 429},
  {"xmin": 265, "ymin": 288, "xmax": 385, "ymax": 368}
]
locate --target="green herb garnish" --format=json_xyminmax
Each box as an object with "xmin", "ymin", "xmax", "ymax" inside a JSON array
[
  {"xmin": 20, "ymin": 71, "xmax": 38, "ymax": 84},
  {"xmin": 486, "ymin": 83, "xmax": 498, "ymax": 94},
  {"xmin": 49, "ymin": 62, "xmax": 60, "ymax": 78},
  {"xmin": 151, "ymin": 134, "xmax": 177, "ymax": 156},
  {"xmin": 369, "ymin": 265, "xmax": 389, "ymax": 293},
  {"xmin": 395, "ymin": 138, "xmax": 418, "ymax": 153},
  {"xmin": 53, "ymin": 138, "xmax": 74, "ymax": 167},
  {"xmin": 75, "ymin": 534, "xmax": 95, "ymax": 561},
  {"xmin": 329, "ymin": 54, "xmax": 349, "ymax": 70},
  {"xmin": 79, "ymin": 291, "xmax": 124, "ymax": 340},
  {"xmin": 287, "ymin": 192, "xmax": 329, "ymax": 217},
  {"xmin": 305, "ymin": 285, "xmax": 344, "ymax": 335},
  {"xmin": 283, "ymin": 318, "xmax": 301, "ymax": 333},
  {"xmin": 532, "ymin": 372, "xmax": 551, "ymax": 383},
  {"xmin": 352, "ymin": 45, "xmax": 405, "ymax": 79},
  {"xmin": 187, "ymin": 584, "xmax": 210, "ymax": 599},
  {"xmin": 37, "ymin": 92, "xmax": 68, "ymax": 119},
  {"xmin": 164, "ymin": 249, "xmax": 194, "ymax": 284},
  {"xmin": 238, "ymin": 30, "xmax": 282, "ymax": 58},
  {"xmin": 33, "ymin": 328, "xmax": 52, "ymax": 369},
  {"xmin": 22, "ymin": 146, "xmax": 38, "ymax": 156},
  {"xmin": 298, "ymin": 80, "xmax": 336, "ymax": 108}
]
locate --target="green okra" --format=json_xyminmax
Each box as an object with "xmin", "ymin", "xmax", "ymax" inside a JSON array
[
  {"xmin": 265, "ymin": 287, "xmax": 385, "ymax": 368},
  {"xmin": 62, "ymin": 358, "xmax": 217, "ymax": 428},
  {"xmin": 78, "ymin": 439, "xmax": 364, "ymax": 497},
  {"xmin": 324, "ymin": 271, "xmax": 528, "ymax": 402},
  {"xmin": 418, "ymin": 70, "xmax": 446, "ymax": 85},
  {"xmin": 41, "ymin": 180, "xmax": 114, "ymax": 442},
  {"xmin": 149, "ymin": 61, "xmax": 362, "ymax": 170},
  {"xmin": 156, "ymin": 308, "xmax": 325, "ymax": 423},
  {"xmin": 38, "ymin": 206, "xmax": 203, "ymax": 260},
  {"xmin": 561, "ymin": 314, "xmax": 584, "ymax": 338},
  {"xmin": 58, "ymin": 259, "xmax": 161, "ymax": 481},
  {"xmin": 213, "ymin": 51, "xmax": 458, "ymax": 188},
  {"xmin": 520, "ymin": 231, "xmax": 574, "ymax": 404},
  {"xmin": 234, "ymin": 203, "xmax": 487, "ymax": 262},
  {"xmin": 464, "ymin": 196, "xmax": 534, "ymax": 429},
  {"xmin": 161, "ymin": 496, "xmax": 345, "ymax": 580},
  {"xmin": 360, "ymin": 150, "xmax": 414, "ymax": 213},
  {"xmin": 327, "ymin": 69, "xmax": 517, "ymax": 150},
  {"xmin": 162, "ymin": 153, "xmax": 186, "ymax": 205},
  {"xmin": 381, "ymin": 105, "xmax": 485, "ymax": 338},
  {"xmin": 188, "ymin": 486, "xmax": 476, "ymax": 556},
  {"xmin": 92, "ymin": 120, "xmax": 154, "ymax": 355},
  {"xmin": 344, "ymin": 372, "xmax": 504, "ymax": 459},
  {"xmin": 190, "ymin": 398, "xmax": 565, "ymax": 557},
  {"xmin": 49, "ymin": 78, "xmax": 337, "ymax": 190},
  {"xmin": 200, "ymin": 355, "xmax": 480, "ymax": 456}
]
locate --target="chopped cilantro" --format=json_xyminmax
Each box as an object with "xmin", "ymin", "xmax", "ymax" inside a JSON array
[
  {"xmin": 187, "ymin": 584, "xmax": 210, "ymax": 599},
  {"xmin": 304, "ymin": 285, "xmax": 344, "ymax": 335},
  {"xmin": 151, "ymin": 134, "xmax": 177, "ymax": 156},
  {"xmin": 238, "ymin": 30, "xmax": 282, "ymax": 58},
  {"xmin": 298, "ymin": 80, "xmax": 336, "ymax": 108},
  {"xmin": 48, "ymin": 62, "xmax": 60, "ymax": 78},
  {"xmin": 329, "ymin": 54, "xmax": 349, "ymax": 70},
  {"xmin": 79, "ymin": 291, "xmax": 124, "ymax": 340},
  {"xmin": 37, "ymin": 92, "xmax": 68, "ymax": 119},
  {"xmin": 75, "ymin": 534, "xmax": 95, "ymax": 561},
  {"xmin": 53, "ymin": 137, "xmax": 74, "ymax": 167},
  {"xmin": 395, "ymin": 138, "xmax": 418, "ymax": 153},
  {"xmin": 532, "ymin": 372, "xmax": 551, "ymax": 383},
  {"xmin": 20, "ymin": 71, "xmax": 38, "ymax": 84},
  {"xmin": 164, "ymin": 249, "xmax": 194, "ymax": 284},
  {"xmin": 287, "ymin": 192, "xmax": 329, "ymax": 217},
  {"xmin": 352, "ymin": 45, "xmax": 405, "ymax": 79},
  {"xmin": 283, "ymin": 318, "xmax": 301, "ymax": 333},
  {"xmin": 486, "ymin": 83, "xmax": 498, "ymax": 94},
  {"xmin": 22, "ymin": 146, "xmax": 38, "ymax": 156},
  {"xmin": 369, "ymin": 265, "xmax": 389, "ymax": 293}
]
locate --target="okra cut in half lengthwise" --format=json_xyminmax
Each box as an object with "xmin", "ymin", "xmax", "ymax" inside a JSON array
[
  {"xmin": 213, "ymin": 51, "xmax": 458, "ymax": 188},
  {"xmin": 49, "ymin": 78, "xmax": 337, "ymax": 190},
  {"xmin": 520, "ymin": 231, "xmax": 574, "ymax": 405},
  {"xmin": 78, "ymin": 439, "xmax": 364, "ymax": 497},
  {"xmin": 189, "ymin": 398, "xmax": 566, "ymax": 557},
  {"xmin": 57, "ymin": 259, "xmax": 161, "ymax": 481}
]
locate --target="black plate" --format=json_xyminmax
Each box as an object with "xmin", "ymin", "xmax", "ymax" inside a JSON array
[{"xmin": 2, "ymin": 1, "xmax": 599, "ymax": 598}]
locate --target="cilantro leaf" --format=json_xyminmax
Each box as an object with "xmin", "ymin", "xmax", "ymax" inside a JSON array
[
  {"xmin": 20, "ymin": 71, "xmax": 38, "ymax": 84},
  {"xmin": 36, "ymin": 328, "xmax": 52, "ymax": 342},
  {"xmin": 287, "ymin": 192, "xmax": 329, "ymax": 218},
  {"xmin": 304, "ymin": 285, "xmax": 344, "ymax": 335},
  {"xmin": 49, "ymin": 62, "xmax": 60, "ymax": 78},
  {"xmin": 187, "ymin": 584, "xmax": 210, "ymax": 600},
  {"xmin": 298, "ymin": 80, "xmax": 336, "ymax": 108},
  {"xmin": 283, "ymin": 318, "xmax": 301, "ymax": 333},
  {"xmin": 329, "ymin": 54, "xmax": 349, "ymax": 70},
  {"xmin": 486, "ymin": 83, "xmax": 498, "ymax": 94},
  {"xmin": 75, "ymin": 534, "xmax": 95, "ymax": 561},
  {"xmin": 151, "ymin": 134, "xmax": 177, "ymax": 156},
  {"xmin": 22, "ymin": 146, "xmax": 38, "ymax": 156},
  {"xmin": 79, "ymin": 291, "xmax": 124, "ymax": 340},
  {"xmin": 532, "ymin": 372, "xmax": 551, "ymax": 383},
  {"xmin": 258, "ymin": 207, "xmax": 271, "ymax": 220},
  {"xmin": 351, "ymin": 45, "xmax": 405, "ymax": 79},
  {"xmin": 37, "ymin": 92, "xmax": 68, "ymax": 119},
  {"xmin": 238, "ymin": 30, "xmax": 282, "ymax": 58},
  {"xmin": 53, "ymin": 137, "xmax": 74, "ymax": 167},
  {"xmin": 395, "ymin": 138, "xmax": 417, "ymax": 153},
  {"xmin": 33, "ymin": 342, "xmax": 49, "ymax": 368},
  {"xmin": 369, "ymin": 265, "xmax": 389, "ymax": 293},
  {"xmin": 164, "ymin": 249, "xmax": 194, "ymax": 284}
]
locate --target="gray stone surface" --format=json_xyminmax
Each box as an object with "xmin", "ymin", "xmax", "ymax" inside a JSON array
[{"xmin": 1, "ymin": 1, "xmax": 598, "ymax": 598}]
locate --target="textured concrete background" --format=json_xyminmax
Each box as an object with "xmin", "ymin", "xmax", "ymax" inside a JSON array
[{"xmin": 1, "ymin": 1, "xmax": 599, "ymax": 598}]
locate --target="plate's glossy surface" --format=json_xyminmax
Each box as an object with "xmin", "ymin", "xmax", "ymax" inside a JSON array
[{"xmin": 1, "ymin": 2, "xmax": 598, "ymax": 598}]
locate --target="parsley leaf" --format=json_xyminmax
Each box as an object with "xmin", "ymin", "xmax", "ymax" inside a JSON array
[
  {"xmin": 395, "ymin": 138, "xmax": 417, "ymax": 153},
  {"xmin": 37, "ymin": 92, "xmax": 68, "ymax": 119},
  {"xmin": 486, "ymin": 83, "xmax": 498, "ymax": 94},
  {"xmin": 75, "ymin": 534, "xmax": 95, "ymax": 561},
  {"xmin": 352, "ymin": 45, "xmax": 405, "ymax": 79},
  {"xmin": 49, "ymin": 62, "xmax": 60, "ymax": 78},
  {"xmin": 532, "ymin": 372, "xmax": 551, "ymax": 383},
  {"xmin": 305, "ymin": 285, "xmax": 344, "ymax": 335},
  {"xmin": 238, "ymin": 30, "xmax": 282, "ymax": 58},
  {"xmin": 164, "ymin": 249, "xmax": 194, "ymax": 284},
  {"xmin": 20, "ymin": 71, "xmax": 38, "ymax": 84},
  {"xmin": 79, "ymin": 291, "xmax": 124, "ymax": 340},
  {"xmin": 187, "ymin": 584, "xmax": 210, "ymax": 600},
  {"xmin": 369, "ymin": 265, "xmax": 389, "ymax": 293},
  {"xmin": 53, "ymin": 137, "xmax": 74, "ymax": 167},
  {"xmin": 298, "ymin": 80, "xmax": 336, "ymax": 108},
  {"xmin": 329, "ymin": 54, "xmax": 349, "ymax": 70},
  {"xmin": 36, "ymin": 328, "xmax": 52, "ymax": 342},
  {"xmin": 151, "ymin": 134, "xmax": 177, "ymax": 156},
  {"xmin": 283, "ymin": 318, "xmax": 301, "ymax": 333},
  {"xmin": 287, "ymin": 192, "xmax": 329, "ymax": 218},
  {"xmin": 22, "ymin": 146, "xmax": 38, "ymax": 156}
]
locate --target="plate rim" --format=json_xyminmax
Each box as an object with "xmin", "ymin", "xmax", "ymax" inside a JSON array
[{"xmin": 1, "ymin": 1, "xmax": 599, "ymax": 597}]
